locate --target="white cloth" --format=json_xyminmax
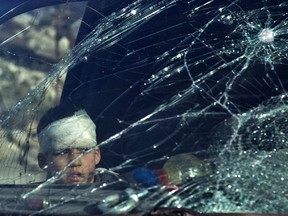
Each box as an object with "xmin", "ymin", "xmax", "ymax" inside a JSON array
[{"xmin": 38, "ymin": 110, "xmax": 97, "ymax": 153}]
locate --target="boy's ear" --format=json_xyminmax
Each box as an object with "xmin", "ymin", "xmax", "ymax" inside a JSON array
[
  {"xmin": 37, "ymin": 153, "xmax": 47, "ymax": 169},
  {"xmin": 95, "ymin": 149, "xmax": 101, "ymax": 165}
]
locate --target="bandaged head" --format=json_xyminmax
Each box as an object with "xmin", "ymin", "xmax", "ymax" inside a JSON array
[{"xmin": 38, "ymin": 110, "xmax": 97, "ymax": 153}]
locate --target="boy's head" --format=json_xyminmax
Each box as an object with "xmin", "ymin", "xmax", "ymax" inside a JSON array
[{"xmin": 37, "ymin": 105, "xmax": 100, "ymax": 184}]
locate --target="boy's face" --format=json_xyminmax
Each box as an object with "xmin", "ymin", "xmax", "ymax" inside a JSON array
[{"xmin": 39, "ymin": 148, "xmax": 101, "ymax": 184}]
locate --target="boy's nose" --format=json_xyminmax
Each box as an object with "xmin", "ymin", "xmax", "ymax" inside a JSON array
[
  {"xmin": 68, "ymin": 149, "xmax": 82, "ymax": 166},
  {"xmin": 69, "ymin": 157, "xmax": 82, "ymax": 167},
  {"xmin": 70, "ymin": 159, "xmax": 81, "ymax": 167}
]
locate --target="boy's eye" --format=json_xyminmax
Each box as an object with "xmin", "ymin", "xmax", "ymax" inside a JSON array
[
  {"xmin": 80, "ymin": 148, "xmax": 90, "ymax": 153},
  {"xmin": 54, "ymin": 149, "xmax": 70, "ymax": 156},
  {"xmin": 52, "ymin": 148, "xmax": 91, "ymax": 156}
]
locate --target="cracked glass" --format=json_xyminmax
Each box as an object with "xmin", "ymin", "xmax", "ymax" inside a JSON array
[{"xmin": 0, "ymin": 0, "xmax": 287, "ymax": 214}]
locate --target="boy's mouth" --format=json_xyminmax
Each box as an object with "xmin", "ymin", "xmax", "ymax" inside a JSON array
[{"xmin": 67, "ymin": 172, "xmax": 84, "ymax": 182}]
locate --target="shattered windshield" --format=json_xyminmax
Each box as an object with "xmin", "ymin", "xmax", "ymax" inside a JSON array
[{"xmin": 0, "ymin": 0, "xmax": 288, "ymax": 214}]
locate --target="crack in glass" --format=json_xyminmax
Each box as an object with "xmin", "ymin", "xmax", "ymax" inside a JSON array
[{"xmin": 0, "ymin": 0, "xmax": 287, "ymax": 214}]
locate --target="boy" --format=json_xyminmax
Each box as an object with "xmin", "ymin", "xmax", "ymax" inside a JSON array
[{"xmin": 37, "ymin": 105, "xmax": 118, "ymax": 184}]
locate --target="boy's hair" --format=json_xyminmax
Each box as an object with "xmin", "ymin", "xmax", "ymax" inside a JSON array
[
  {"xmin": 37, "ymin": 101, "xmax": 98, "ymax": 154},
  {"xmin": 37, "ymin": 102, "xmax": 78, "ymax": 135}
]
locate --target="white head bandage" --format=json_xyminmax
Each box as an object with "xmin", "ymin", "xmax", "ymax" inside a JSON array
[{"xmin": 38, "ymin": 110, "xmax": 97, "ymax": 153}]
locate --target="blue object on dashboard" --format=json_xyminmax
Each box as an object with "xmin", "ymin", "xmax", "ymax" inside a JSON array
[{"xmin": 133, "ymin": 167, "xmax": 158, "ymax": 187}]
